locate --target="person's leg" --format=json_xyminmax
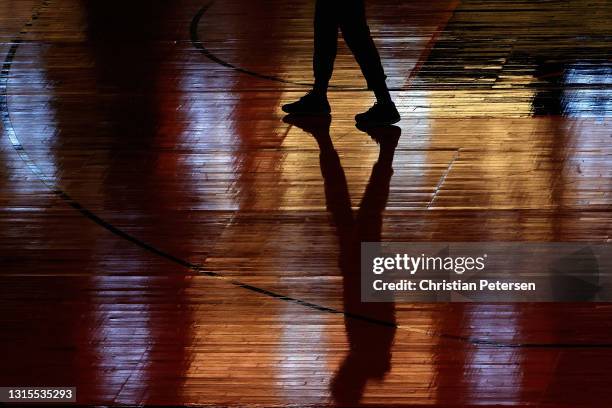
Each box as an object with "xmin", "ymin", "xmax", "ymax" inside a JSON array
[
  {"xmin": 282, "ymin": 0, "xmax": 337, "ymax": 114},
  {"xmin": 313, "ymin": 0, "xmax": 339, "ymax": 94},
  {"xmin": 339, "ymin": 0, "xmax": 391, "ymax": 103},
  {"xmin": 337, "ymin": 0, "xmax": 399, "ymax": 125}
]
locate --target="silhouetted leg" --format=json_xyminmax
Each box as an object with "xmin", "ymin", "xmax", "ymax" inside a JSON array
[
  {"xmin": 282, "ymin": 1, "xmax": 337, "ymax": 113},
  {"xmin": 281, "ymin": 114, "xmax": 352, "ymax": 228},
  {"xmin": 355, "ymin": 126, "xmax": 400, "ymax": 239},
  {"xmin": 313, "ymin": 0, "xmax": 339, "ymax": 93},
  {"xmin": 338, "ymin": 0, "xmax": 391, "ymax": 102},
  {"xmin": 318, "ymin": 141, "xmax": 354, "ymax": 233},
  {"xmin": 331, "ymin": 126, "xmax": 400, "ymax": 406}
]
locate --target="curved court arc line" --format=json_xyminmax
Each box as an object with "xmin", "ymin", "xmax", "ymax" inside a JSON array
[
  {"xmin": 190, "ymin": 0, "xmax": 373, "ymax": 90},
  {"xmin": 2, "ymin": 0, "xmax": 611, "ymax": 350}
]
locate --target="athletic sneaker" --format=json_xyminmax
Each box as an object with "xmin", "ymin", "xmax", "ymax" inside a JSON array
[
  {"xmin": 282, "ymin": 91, "xmax": 331, "ymax": 115},
  {"xmin": 355, "ymin": 102, "xmax": 400, "ymax": 126}
]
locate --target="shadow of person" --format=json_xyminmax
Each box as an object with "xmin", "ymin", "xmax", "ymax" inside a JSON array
[{"xmin": 283, "ymin": 114, "xmax": 399, "ymax": 406}]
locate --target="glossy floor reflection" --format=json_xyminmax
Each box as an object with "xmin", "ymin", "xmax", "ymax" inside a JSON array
[{"xmin": 0, "ymin": 0, "xmax": 611, "ymax": 406}]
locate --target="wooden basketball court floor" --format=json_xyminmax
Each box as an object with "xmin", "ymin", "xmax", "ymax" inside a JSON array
[{"xmin": 0, "ymin": 0, "xmax": 611, "ymax": 406}]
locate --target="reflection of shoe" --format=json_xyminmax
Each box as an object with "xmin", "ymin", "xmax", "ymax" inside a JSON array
[
  {"xmin": 282, "ymin": 113, "xmax": 331, "ymax": 133},
  {"xmin": 356, "ymin": 124, "xmax": 400, "ymax": 165},
  {"xmin": 356, "ymin": 123, "xmax": 400, "ymax": 146},
  {"xmin": 283, "ymin": 113, "xmax": 333, "ymax": 151},
  {"xmin": 282, "ymin": 91, "xmax": 331, "ymax": 115},
  {"xmin": 355, "ymin": 102, "xmax": 400, "ymax": 126}
]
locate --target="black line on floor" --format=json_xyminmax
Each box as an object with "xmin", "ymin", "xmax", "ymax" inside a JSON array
[{"xmin": 190, "ymin": 1, "xmax": 322, "ymax": 88}]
